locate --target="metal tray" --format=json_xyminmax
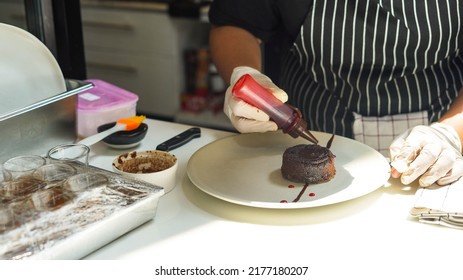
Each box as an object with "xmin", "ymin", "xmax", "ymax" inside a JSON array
[
  {"xmin": 0, "ymin": 158, "xmax": 164, "ymax": 260},
  {"xmin": 0, "ymin": 79, "xmax": 93, "ymax": 162}
]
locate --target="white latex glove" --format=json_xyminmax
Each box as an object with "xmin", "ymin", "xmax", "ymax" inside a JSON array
[
  {"xmin": 389, "ymin": 123, "xmax": 463, "ymax": 187},
  {"xmin": 224, "ymin": 66, "xmax": 288, "ymax": 133}
]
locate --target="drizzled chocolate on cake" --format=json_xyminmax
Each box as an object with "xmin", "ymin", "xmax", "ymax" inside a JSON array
[{"xmin": 281, "ymin": 135, "xmax": 336, "ymax": 184}]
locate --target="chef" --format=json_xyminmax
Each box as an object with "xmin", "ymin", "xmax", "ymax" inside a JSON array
[{"xmin": 208, "ymin": 0, "xmax": 463, "ymax": 187}]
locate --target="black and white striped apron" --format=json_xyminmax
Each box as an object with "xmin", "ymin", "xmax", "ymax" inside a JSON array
[{"xmin": 279, "ymin": 0, "xmax": 463, "ymax": 154}]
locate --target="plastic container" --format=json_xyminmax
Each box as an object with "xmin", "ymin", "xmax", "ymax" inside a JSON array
[{"xmin": 77, "ymin": 79, "xmax": 139, "ymax": 138}]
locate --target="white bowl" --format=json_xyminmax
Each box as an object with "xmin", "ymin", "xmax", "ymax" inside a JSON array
[{"xmin": 112, "ymin": 150, "xmax": 178, "ymax": 193}]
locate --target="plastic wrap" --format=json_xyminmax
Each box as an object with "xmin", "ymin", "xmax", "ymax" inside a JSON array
[{"xmin": 0, "ymin": 157, "xmax": 164, "ymax": 260}]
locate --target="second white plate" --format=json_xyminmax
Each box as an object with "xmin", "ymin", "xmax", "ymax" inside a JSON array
[
  {"xmin": 0, "ymin": 23, "xmax": 66, "ymax": 115},
  {"xmin": 187, "ymin": 131, "xmax": 390, "ymax": 209}
]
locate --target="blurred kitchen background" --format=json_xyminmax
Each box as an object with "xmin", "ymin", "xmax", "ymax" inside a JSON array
[{"xmin": 0, "ymin": 0, "xmax": 235, "ymax": 131}]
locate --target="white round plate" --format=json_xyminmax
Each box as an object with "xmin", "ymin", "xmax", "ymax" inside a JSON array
[
  {"xmin": 187, "ymin": 131, "xmax": 390, "ymax": 209},
  {"xmin": 0, "ymin": 23, "xmax": 66, "ymax": 115}
]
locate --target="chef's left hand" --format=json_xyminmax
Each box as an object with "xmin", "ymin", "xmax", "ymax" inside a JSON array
[{"xmin": 389, "ymin": 123, "xmax": 463, "ymax": 187}]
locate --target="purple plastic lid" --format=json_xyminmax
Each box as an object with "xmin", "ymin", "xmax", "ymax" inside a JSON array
[{"xmin": 77, "ymin": 79, "xmax": 138, "ymax": 111}]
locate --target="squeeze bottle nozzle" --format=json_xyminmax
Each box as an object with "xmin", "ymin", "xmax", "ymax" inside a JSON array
[{"xmin": 232, "ymin": 74, "xmax": 318, "ymax": 144}]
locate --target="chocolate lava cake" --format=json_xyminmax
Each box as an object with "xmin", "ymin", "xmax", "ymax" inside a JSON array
[{"xmin": 281, "ymin": 144, "xmax": 336, "ymax": 184}]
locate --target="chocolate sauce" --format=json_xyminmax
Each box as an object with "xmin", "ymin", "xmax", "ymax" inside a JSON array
[
  {"xmin": 326, "ymin": 133, "xmax": 335, "ymax": 149},
  {"xmin": 279, "ymin": 183, "xmax": 317, "ymax": 203},
  {"xmin": 292, "ymin": 182, "xmax": 309, "ymax": 202}
]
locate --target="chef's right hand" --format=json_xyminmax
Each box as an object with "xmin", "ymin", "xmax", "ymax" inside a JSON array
[{"xmin": 224, "ymin": 66, "xmax": 288, "ymax": 133}]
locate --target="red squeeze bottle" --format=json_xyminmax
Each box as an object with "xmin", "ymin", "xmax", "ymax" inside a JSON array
[{"xmin": 232, "ymin": 74, "xmax": 318, "ymax": 144}]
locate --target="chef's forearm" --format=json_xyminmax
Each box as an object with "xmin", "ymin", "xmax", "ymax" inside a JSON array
[
  {"xmin": 209, "ymin": 25, "xmax": 262, "ymax": 84},
  {"xmin": 439, "ymin": 87, "xmax": 463, "ymax": 148}
]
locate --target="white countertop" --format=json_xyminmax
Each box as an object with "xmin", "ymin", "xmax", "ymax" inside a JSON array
[{"xmin": 83, "ymin": 118, "xmax": 463, "ymax": 280}]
